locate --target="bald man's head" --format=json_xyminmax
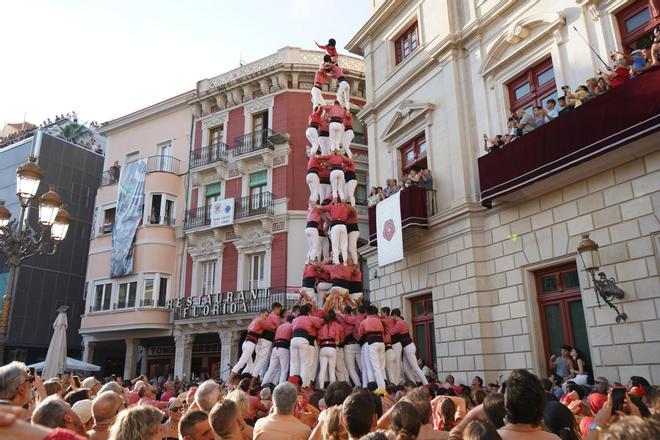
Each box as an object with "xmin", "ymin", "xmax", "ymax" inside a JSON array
[{"xmin": 92, "ymin": 391, "xmax": 123, "ymax": 425}]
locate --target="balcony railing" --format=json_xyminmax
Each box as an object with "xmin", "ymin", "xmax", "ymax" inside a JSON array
[
  {"xmin": 235, "ymin": 192, "xmax": 274, "ymax": 220},
  {"xmin": 146, "ymin": 155, "xmax": 181, "ymax": 174},
  {"xmin": 149, "ymin": 215, "xmax": 175, "ymax": 226},
  {"xmin": 478, "ymin": 69, "xmax": 660, "ymax": 208},
  {"xmin": 100, "ymin": 170, "xmax": 120, "ymax": 187},
  {"xmin": 184, "ymin": 206, "xmax": 211, "ymax": 230},
  {"xmin": 367, "ymin": 187, "xmax": 436, "ymax": 246},
  {"xmin": 190, "ymin": 143, "xmax": 228, "ymax": 169},
  {"xmin": 99, "ymin": 223, "xmax": 114, "ymax": 235},
  {"xmin": 232, "ymin": 128, "xmax": 274, "ymax": 157}
]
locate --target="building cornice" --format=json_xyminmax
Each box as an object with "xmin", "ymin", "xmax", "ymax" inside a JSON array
[
  {"xmin": 100, "ymin": 91, "xmax": 195, "ymax": 134},
  {"xmin": 345, "ymin": 0, "xmax": 408, "ymax": 55}
]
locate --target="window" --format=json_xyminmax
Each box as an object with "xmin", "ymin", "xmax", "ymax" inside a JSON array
[
  {"xmin": 248, "ymin": 253, "xmax": 266, "ymax": 290},
  {"xmin": 158, "ymin": 277, "xmax": 168, "ymax": 307},
  {"xmin": 355, "ymin": 171, "xmax": 368, "ymax": 205},
  {"xmin": 126, "ymin": 151, "xmax": 139, "ymax": 163},
  {"xmin": 142, "ymin": 278, "xmax": 155, "ymax": 306},
  {"xmin": 117, "ymin": 281, "xmax": 137, "ymax": 309},
  {"xmin": 200, "ymin": 261, "xmax": 217, "ymax": 296},
  {"xmin": 410, "ymin": 294, "xmax": 435, "ymax": 369},
  {"xmin": 205, "ymin": 183, "xmax": 222, "ymax": 206},
  {"xmin": 400, "ymin": 134, "xmax": 427, "ymax": 174},
  {"xmin": 209, "ymin": 125, "xmax": 224, "ymax": 146},
  {"xmin": 536, "ymin": 263, "xmax": 591, "ymax": 376},
  {"xmin": 249, "ymin": 171, "xmax": 268, "ymax": 210},
  {"xmin": 507, "ymin": 58, "xmax": 557, "ymax": 114},
  {"xmin": 394, "ymin": 22, "xmax": 419, "ymax": 64},
  {"xmin": 149, "ymin": 194, "xmax": 176, "ymax": 225},
  {"xmin": 351, "ymin": 111, "xmax": 366, "ymax": 144},
  {"xmin": 94, "ymin": 283, "xmax": 112, "ymax": 311},
  {"xmin": 251, "ymin": 111, "xmax": 269, "ymax": 147},
  {"xmin": 617, "ymin": 0, "xmax": 660, "ymax": 50},
  {"xmin": 101, "ymin": 207, "xmax": 116, "ymax": 234},
  {"xmin": 157, "ymin": 141, "xmax": 172, "ymax": 172}
]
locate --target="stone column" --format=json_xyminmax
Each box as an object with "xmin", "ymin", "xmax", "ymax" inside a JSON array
[
  {"xmin": 219, "ymin": 331, "xmax": 240, "ymax": 381},
  {"xmin": 124, "ymin": 338, "xmax": 139, "ymax": 379},
  {"xmin": 82, "ymin": 338, "xmax": 96, "ymax": 364},
  {"xmin": 173, "ymin": 333, "xmax": 194, "ymax": 380}
]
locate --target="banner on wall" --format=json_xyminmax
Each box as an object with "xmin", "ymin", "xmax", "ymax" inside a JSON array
[
  {"xmin": 210, "ymin": 198, "xmax": 235, "ymax": 227},
  {"xmin": 111, "ymin": 159, "xmax": 146, "ymax": 277},
  {"xmin": 376, "ymin": 190, "xmax": 403, "ymax": 267}
]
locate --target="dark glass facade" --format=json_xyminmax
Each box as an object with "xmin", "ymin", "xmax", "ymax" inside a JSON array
[{"xmin": 1, "ymin": 133, "xmax": 104, "ymax": 362}]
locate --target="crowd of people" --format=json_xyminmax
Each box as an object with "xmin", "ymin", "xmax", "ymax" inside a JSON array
[
  {"xmin": 484, "ymin": 45, "xmax": 659, "ymax": 153},
  {"xmin": 1, "ymin": 358, "xmax": 658, "ymax": 440},
  {"xmin": 367, "ymin": 169, "xmax": 433, "ymax": 207}
]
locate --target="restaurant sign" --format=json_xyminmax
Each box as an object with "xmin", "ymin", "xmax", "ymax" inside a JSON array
[{"xmin": 168, "ymin": 288, "xmax": 273, "ymax": 319}]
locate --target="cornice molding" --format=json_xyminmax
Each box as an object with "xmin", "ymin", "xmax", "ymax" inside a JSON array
[{"xmin": 380, "ymin": 100, "xmax": 436, "ymax": 144}]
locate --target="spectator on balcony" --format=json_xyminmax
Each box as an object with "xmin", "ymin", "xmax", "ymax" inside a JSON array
[
  {"xmin": 109, "ymin": 161, "xmax": 120, "ymax": 182},
  {"xmin": 384, "ymin": 179, "xmax": 399, "ymax": 197},
  {"xmin": 630, "ymin": 48, "xmax": 651, "ymax": 78},
  {"xmin": 599, "ymin": 56, "xmax": 630, "ymax": 88},
  {"xmin": 484, "ymin": 135, "xmax": 506, "ymax": 153},
  {"xmin": 557, "ymin": 96, "xmax": 573, "ymax": 115},
  {"xmin": 419, "ymin": 169, "xmax": 434, "ymax": 190},
  {"xmin": 368, "ymin": 187, "xmax": 381, "ymax": 207},
  {"xmin": 568, "ymin": 85, "xmax": 592, "ymax": 108},
  {"xmin": 545, "ymin": 99, "xmax": 559, "ymax": 120},
  {"xmin": 515, "ymin": 109, "xmax": 536, "ymax": 135},
  {"xmin": 533, "ymin": 106, "xmax": 548, "ymax": 127}
]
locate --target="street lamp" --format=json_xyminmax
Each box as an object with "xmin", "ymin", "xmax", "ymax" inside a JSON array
[
  {"xmin": 0, "ymin": 155, "xmax": 70, "ymax": 350},
  {"xmin": 576, "ymin": 233, "xmax": 627, "ymax": 323}
]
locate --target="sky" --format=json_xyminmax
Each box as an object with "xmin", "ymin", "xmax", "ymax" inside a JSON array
[{"xmin": 0, "ymin": 0, "xmax": 371, "ymax": 127}]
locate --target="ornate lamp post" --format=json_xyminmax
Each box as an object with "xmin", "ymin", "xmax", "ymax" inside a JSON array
[
  {"xmin": 0, "ymin": 156, "xmax": 70, "ymax": 353},
  {"xmin": 576, "ymin": 233, "xmax": 627, "ymax": 323}
]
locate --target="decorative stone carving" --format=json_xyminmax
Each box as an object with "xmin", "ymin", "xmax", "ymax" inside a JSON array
[
  {"xmin": 272, "ymin": 221, "xmax": 286, "ymax": 232},
  {"xmin": 201, "ymin": 112, "xmax": 229, "ymax": 130},
  {"xmin": 207, "ymin": 52, "xmax": 282, "ymax": 89},
  {"xmin": 576, "ymin": 0, "xmax": 600, "ymax": 21},
  {"xmin": 201, "ymin": 100, "xmax": 213, "ymax": 116},
  {"xmin": 244, "ymin": 96, "xmax": 274, "ymax": 117},
  {"xmin": 380, "ymin": 100, "xmax": 435, "ymax": 143}
]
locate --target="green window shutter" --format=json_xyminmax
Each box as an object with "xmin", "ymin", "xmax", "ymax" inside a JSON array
[
  {"xmin": 205, "ymin": 183, "xmax": 222, "ymax": 197},
  {"xmin": 249, "ymin": 171, "xmax": 267, "ymax": 187}
]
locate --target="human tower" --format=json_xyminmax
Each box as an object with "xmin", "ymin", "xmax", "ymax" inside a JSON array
[{"xmin": 227, "ymin": 40, "xmax": 428, "ymax": 392}]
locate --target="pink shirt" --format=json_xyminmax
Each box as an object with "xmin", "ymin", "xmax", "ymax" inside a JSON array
[
  {"xmin": 307, "ymin": 208, "xmax": 321, "ymax": 223},
  {"xmin": 248, "ymin": 317, "xmax": 275, "ymax": 335},
  {"xmin": 358, "ymin": 315, "xmax": 384, "ymax": 339},
  {"xmin": 318, "ymin": 203, "xmax": 351, "ymax": 223},
  {"xmin": 318, "ymin": 321, "xmax": 343, "ymax": 344},
  {"xmin": 338, "ymin": 313, "xmax": 365, "ymax": 340},
  {"xmin": 292, "ymin": 315, "xmax": 324, "ymax": 334},
  {"xmin": 268, "ymin": 312, "xmax": 282, "ymax": 327},
  {"xmin": 314, "ymin": 69, "xmax": 328, "ymax": 86},
  {"xmin": 331, "ymin": 64, "xmax": 345, "ymax": 80},
  {"xmin": 247, "ymin": 394, "xmax": 266, "ymax": 420},
  {"xmin": 274, "ymin": 322, "xmax": 293, "ymax": 341},
  {"xmin": 327, "ymin": 104, "xmax": 345, "ymax": 120},
  {"xmin": 392, "ymin": 318, "xmax": 410, "ymax": 336}
]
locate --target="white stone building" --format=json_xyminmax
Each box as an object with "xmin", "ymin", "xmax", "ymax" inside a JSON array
[{"xmin": 348, "ymin": 0, "xmax": 660, "ymax": 385}]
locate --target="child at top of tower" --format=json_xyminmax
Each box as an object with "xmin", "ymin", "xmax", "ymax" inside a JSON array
[{"xmin": 315, "ymin": 38, "xmax": 338, "ymax": 63}]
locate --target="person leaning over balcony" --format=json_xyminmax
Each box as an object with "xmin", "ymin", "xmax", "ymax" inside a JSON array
[
  {"xmin": 420, "ymin": 169, "xmax": 434, "ymax": 190},
  {"xmin": 515, "ymin": 109, "xmax": 536, "ymax": 135},
  {"xmin": 545, "ymin": 99, "xmax": 559, "ymax": 120},
  {"xmin": 557, "ymin": 96, "xmax": 572, "ymax": 115}
]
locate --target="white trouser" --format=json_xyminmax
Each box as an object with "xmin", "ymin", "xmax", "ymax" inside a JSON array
[
  {"xmin": 337, "ymin": 81, "xmax": 350, "ymax": 110},
  {"xmin": 305, "ymin": 227, "xmax": 322, "ymax": 261},
  {"xmin": 336, "ymin": 347, "xmax": 348, "ymax": 382},
  {"xmin": 369, "ymin": 342, "xmax": 387, "ymax": 389},
  {"xmin": 262, "ymin": 347, "xmax": 289, "ymax": 385},
  {"xmin": 402, "ymin": 342, "xmax": 428, "ymax": 385},
  {"xmin": 320, "ymin": 236, "xmax": 330, "ymax": 261},
  {"xmin": 318, "ymin": 346, "xmax": 337, "ymax": 385},
  {"xmin": 330, "ymin": 169, "xmax": 345, "ymax": 201},
  {"xmin": 250, "ymin": 339, "xmax": 272, "ymax": 377},
  {"xmin": 307, "ymin": 341, "xmax": 319, "ymax": 387},
  {"xmin": 306, "ymin": 172, "xmax": 320, "ymax": 204},
  {"xmin": 330, "ymin": 224, "xmax": 348, "ymax": 265},
  {"xmin": 306, "ymin": 127, "xmax": 319, "ymax": 154},
  {"xmin": 232, "ymin": 340, "xmax": 256, "ymax": 374},
  {"xmin": 289, "ymin": 337, "xmax": 309, "ymax": 380},
  {"xmin": 329, "ymin": 122, "xmax": 345, "ymax": 151},
  {"xmin": 361, "ymin": 343, "xmax": 373, "ymax": 386},
  {"xmin": 319, "ymin": 137, "xmax": 331, "ymax": 155},
  {"xmin": 385, "ymin": 347, "xmax": 399, "ymax": 384},
  {"xmin": 319, "ymin": 183, "xmax": 331, "ymax": 202},
  {"xmin": 348, "ymin": 230, "xmax": 360, "ymax": 263},
  {"xmin": 341, "ymin": 129, "xmax": 354, "ymax": 158},
  {"xmin": 311, "ymin": 87, "xmax": 326, "ymax": 108},
  {"xmin": 391, "ymin": 342, "xmax": 403, "ymax": 385},
  {"xmin": 344, "ymin": 179, "xmax": 358, "ymax": 207},
  {"xmin": 344, "ymin": 343, "xmax": 362, "ymax": 386}
]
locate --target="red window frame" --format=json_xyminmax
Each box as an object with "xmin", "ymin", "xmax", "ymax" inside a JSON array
[
  {"xmin": 400, "ymin": 133, "xmax": 427, "ymax": 174},
  {"xmin": 394, "ymin": 22, "xmax": 419, "ymax": 64},
  {"xmin": 535, "ymin": 263, "xmax": 586, "ymax": 375},
  {"xmin": 506, "ymin": 58, "xmax": 557, "ymax": 114},
  {"xmin": 616, "ymin": 0, "xmax": 660, "ymax": 50},
  {"xmin": 410, "ymin": 294, "xmax": 435, "ymax": 369}
]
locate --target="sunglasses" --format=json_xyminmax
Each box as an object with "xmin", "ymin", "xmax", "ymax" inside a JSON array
[{"xmin": 169, "ymin": 406, "xmax": 184, "ymax": 413}]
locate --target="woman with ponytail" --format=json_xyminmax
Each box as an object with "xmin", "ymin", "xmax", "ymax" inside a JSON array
[{"xmin": 390, "ymin": 400, "xmax": 421, "ymax": 440}]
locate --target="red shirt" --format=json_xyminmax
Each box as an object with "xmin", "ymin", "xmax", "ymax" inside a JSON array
[
  {"xmin": 320, "ymin": 117, "xmax": 330, "ymax": 133},
  {"xmin": 358, "ymin": 315, "xmax": 385, "ymax": 339},
  {"xmin": 327, "ymin": 154, "xmax": 347, "ymax": 169},
  {"xmin": 248, "ymin": 317, "xmax": 274, "ymax": 334},
  {"xmin": 318, "ymin": 203, "xmax": 352, "ymax": 223},
  {"xmin": 247, "ymin": 395, "xmax": 266, "ymax": 420},
  {"xmin": 346, "ymin": 206, "xmax": 358, "ymax": 225},
  {"xmin": 316, "ymin": 43, "xmax": 338, "ymax": 57},
  {"xmin": 268, "ymin": 311, "xmax": 282, "ymax": 328},
  {"xmin": 318, "ymin": 264, "xmax": 331, "ymax": 282},
  {"xmin": 319, "ymin": 158, "xmax": 331, "ymax": 179},
  {"xmin": 337, "ymin": 313, "xmax": 365, "ymax": 341},
  {"xmin": 344, "ymin": 111, "xmax": 353, "ymax": 129},
  {"xmin": 307, "ymin": 208, "xmax": 322, "ymax": 224},
  {"xmin": 292, "ymin": 315, "xmax": 324, "ymax": 333},
  {"xmin": 318, "ymin": 321, "xmax": 343, "ymax": 344},
  {"xmin": 610, "ymin": 66, "xmax": 629, "ymax": 87},
  {"xmin": 350, "ymin": 266, "xmax": 361, "ymax": 282},
  {"xmin": 392, "ymin": 318, "xmax": 409, "ymax": 336},
  {"xmin": 309, "ymin": 109, "xmax": 322, "ymax": 125},
  {"xmin": 308, "ymin": 155, "xmax": 322, "ymax": 171},
  {"xmin": 274, "ymin": 322, "xmax": 293, "ymax": 341},
  {"xmin": 327, "ymin": 263, "xmax": 352, "ymax": 281},
  {"xmin": 327, "ymin": 104, "xmax": 345, "ymax": 120},
  {"xmin": 314, "ymin": 69, "xmax": 329, "ymax": 86},
  {"xmin": 331, "ymin": 64, "xmax": 345, "ymax": 80}
]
